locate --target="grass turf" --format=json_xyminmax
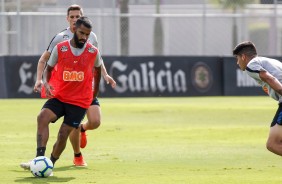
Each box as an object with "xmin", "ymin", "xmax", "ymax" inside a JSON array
[{"xmin": 1, "ymin": 97, "xmax": 282, "ymax": 183}]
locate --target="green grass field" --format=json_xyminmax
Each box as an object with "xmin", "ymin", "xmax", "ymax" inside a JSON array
[{"xmin": 1, "ymin": 97, "xmax": 282, "ymax": 184}]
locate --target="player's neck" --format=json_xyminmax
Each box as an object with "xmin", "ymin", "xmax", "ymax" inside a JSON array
[{"xmin": 70, "ymin": 39, "xmax": 77, "ymax": 48}]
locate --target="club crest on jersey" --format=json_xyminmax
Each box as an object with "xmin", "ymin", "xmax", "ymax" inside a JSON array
[
  {"xmin": 60, "ymin": 46, "xmax": 68, "ymax": 52},
  {"xmin": 63, "ymin": 35, "xmax": 69, "ymax": 40},
  {"xmin": 88, "ymin": 47, "xmax": 95, "ymax": 53}
]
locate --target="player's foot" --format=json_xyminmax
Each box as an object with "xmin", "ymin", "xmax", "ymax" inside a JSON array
[
  {"xmin": 73, "ymin": 155, "xmax": 87, "ymax": 167},
  {"xmin": 80, "ymin": 131, "xmax": 87, "ymax": 148},
  {"xmin": 20, "ymin": 161, "xmax": 31, "ymax": 170},
  {"xmin": 49, "ymin": 172, "xmax": 54, "ymax": 176}
]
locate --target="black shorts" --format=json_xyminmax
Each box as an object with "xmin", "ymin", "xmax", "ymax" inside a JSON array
[
  {"xmin": 42, "ymin": 98, "xmax": 87, "ymax": 128},
  {"xmin": 91, "ymin": 97, "xmax": 100, "ymax": 106},
  {"xmin": 271, "ymin": 103, "xmax": 282, "ymax": 127}
]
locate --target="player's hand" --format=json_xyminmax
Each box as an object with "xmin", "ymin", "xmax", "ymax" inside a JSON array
[
  {"xmin": 104, "ymin": 74, "xmax": 116, "ymax": 88},
  {"xmin": 43, "ymin": 82, "xmax": 54, "ymax": 98},
  {"xmin": 34, "ymin": 80, "xmax": 43, "ymax": 93},
  {"xmin": 262, "ymin": 86, "xmax": 269, "ymax": 94}
]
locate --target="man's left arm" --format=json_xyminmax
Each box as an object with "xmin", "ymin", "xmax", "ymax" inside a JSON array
[
  {"xmin": 93, "ymin": 66, "xmax": 101, "ymax": 99},
  {"xmin": 93, "ymin": 50, "xmax": 102, "ymax": 99},
  {"xmin": 91, "ymin": 33, "xmax": 116, "ymax": 88},
  {"xmin": 100, "ymin": 58, "xmax": 116, "ymax": 88}
]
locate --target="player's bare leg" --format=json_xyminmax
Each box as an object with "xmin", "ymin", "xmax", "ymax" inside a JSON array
[
  {"xmin": 266, "ymin": 124, "xmax": 282, "ymax": 156},
  {"xmin": 68, "ymin": 104, "xmax": 101, "ymax": 166},
  {"xmin": 69, "ymin": 128, "xmax": 80, "ymax": 153},
  {"xmin": 37, "ymin": 108, "xmax": 57, "ymax": 149},
  {"xmin": 51, "ymin": 123, "xmax": 74, "ymax": 164},
  {"xmin": 80, "ymin": 105, "xmax": 101, "ymax": 148},
  {"xmin": 69, "ymin": 125, "xmax": 87, "ymax": 166},
  {"xmin": 20, "ymin": 108, "xmax": 56, "ymax": 170},
  {"xmin": 84, "ymin": 105, "xmax": 101, "ymax": 130}
]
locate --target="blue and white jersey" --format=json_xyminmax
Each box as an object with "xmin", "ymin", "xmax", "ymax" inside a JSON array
[{"xmin": 246, "ymin": 56, "xmax": 282, "ymax": 102}]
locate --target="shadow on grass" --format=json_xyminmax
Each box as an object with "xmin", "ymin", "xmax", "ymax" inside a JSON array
[
  {"xmin": 13, "ymin": 165, "xmax": 88, "ymax": 183},
  {"xmin": 53, "ymin": 165, "xmax": 88, "ymax": 172},
  {"xmin": 14, "ymin": 176, "xmax": 75, "ymax": 183}
]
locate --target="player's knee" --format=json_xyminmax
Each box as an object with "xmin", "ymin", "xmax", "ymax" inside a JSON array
[
  {"xmin": 37, "ymin": 109, "xmax": 55, "ymax": 125},
  {"xmin": 266, "ymin": 139, "xmax": 276, "ymax": 152},
  {"xmin": 266, "ymin": 142, "xmax": 273, "ymax": 152},
  {"xmin": 37, "ymin": 113, "xmax": 49, "ymax": 126},
  {"xmin": 88, "ymin": 119, "xmax": 101, "ymax": 129}
]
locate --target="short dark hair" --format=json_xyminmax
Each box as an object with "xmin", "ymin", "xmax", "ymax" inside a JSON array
[
  {"xmin": 233, "ymin": 41, "xmax": 257, "ymax": 57},
  {"xmin": 67, "ymin": 4, "xmax": 83, "ymax": 16},
  {"xmin": 75, "ymin": 16, "xmax": 92, "ymax": 29}
]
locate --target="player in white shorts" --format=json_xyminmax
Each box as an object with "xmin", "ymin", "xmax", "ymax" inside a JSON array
[
  {"xmin": 21, "ymin": 4, "xmax": 116, "ymax": 169},
  {"xmin": 233, "ymin": 41, "xmax": 282, "ymax": 156}
]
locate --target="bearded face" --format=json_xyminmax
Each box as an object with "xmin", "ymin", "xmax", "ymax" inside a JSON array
[{"xmin": 73, "ymin": 32, "xmax": 86, "ymax": 49}]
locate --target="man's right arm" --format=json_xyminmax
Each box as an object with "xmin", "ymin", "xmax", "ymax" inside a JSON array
[
  {"xmin": 42, "ymin": 46, "xmax": 58, "ymax": 98},
  {"xmin": 34, "ymin": 32, "xmax": 63, "ymax": 92},
  {"xmin": 34, "ymin": 51, "xmax": 51, "ymax": 92},
  {"xmin": 259, "ymin": 70, "xmax": 282, "ymax": 96},
  {"xmin": 42, "ymin": 65, "xmax": 54, "ymax": 98}
]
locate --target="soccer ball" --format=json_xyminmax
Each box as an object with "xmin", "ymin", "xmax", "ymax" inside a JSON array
[{"xmin": 30, "ymin": 156, "xmax": 54, "ymax": 177}]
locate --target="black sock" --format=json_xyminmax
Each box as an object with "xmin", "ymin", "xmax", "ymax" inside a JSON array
[
  {"xmin": 74, "ymin": 152, "xmax": 82, "ymax": 157},
  {"xmin": 50, "ymin": 154, "xmax": 59, "ymax": 165},
  {"xmin": 36, "ymin": 147, "xmax": 46, "ymax": 157},
  {"xmin": 81, "ymin": 125, "xmax": 86, "ymax": 132}
]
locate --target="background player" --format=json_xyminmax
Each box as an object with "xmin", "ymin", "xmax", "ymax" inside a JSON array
[{"xmin": 233, "ymin": 41, "xmax": 282, "ymax": 156}]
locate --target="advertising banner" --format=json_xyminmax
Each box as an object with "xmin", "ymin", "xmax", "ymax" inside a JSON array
[
  {"xmin": 2, "ymin": 56, "xmax": 223, "ymax": 98},
  {"xmin": 3, "ymin": 55, "xmax": 282, "ymax": 98},
  {"xmin": 100, "ymin": 56, "xmax": 223, "ymax": 97}
]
